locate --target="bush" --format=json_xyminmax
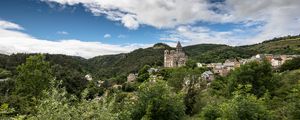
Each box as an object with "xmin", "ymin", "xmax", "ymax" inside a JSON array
[{"xmin": 126, "ymin": 80, "xmax": 186, "ymax": 120}]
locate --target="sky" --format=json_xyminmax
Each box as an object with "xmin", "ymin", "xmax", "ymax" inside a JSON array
[{"xmin": 0, "ymin": 0, "xmax": 300, "ymax": 58}]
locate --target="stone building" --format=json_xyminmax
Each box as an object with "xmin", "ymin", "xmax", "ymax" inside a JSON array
[
  {"xmin": 164, "ymin": 41, "xmax": 188, "ymax": 68},
  {"xmin": 127, "ymin": 73, "xmax": 137, "ymax": 83},
  {"xmin": 201, "ymin": 71, "xmax": 215, "ymax": 82}
]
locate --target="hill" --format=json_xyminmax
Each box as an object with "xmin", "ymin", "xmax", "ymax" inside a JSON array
[
  {"xmin": 242, "ymin": 35, "xmax": 300, "ymax": 54},
  {"xmin": 0, "ymin": 35, "xmax": 299, "ymax": 79},
  {"xmin": 184, "ymin": 44, "xmax": 255, "ymax": 63},
  {"xmin": 88, "ymin": 46, "xmax": 166, "ymax": 79},
  {"xmin": 0, "ymin": 54, "xmax": 90, "ymax": 96}
]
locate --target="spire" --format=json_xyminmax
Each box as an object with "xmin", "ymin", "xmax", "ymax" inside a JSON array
[{"xmin": 176, "ymin": 41, "xmax": 182, "ymax": 52}]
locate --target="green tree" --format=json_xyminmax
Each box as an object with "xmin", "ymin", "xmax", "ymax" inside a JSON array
[
  {"xmin": 0, "ymin": 103, "xmax": 15, "ymax": 119},
  {"xmin": 226, "ymin": 60, "xmax": 279, "ymax": 97},
  {"xmin": 201, "ymin": 85, "xmax": 272, "ymax": 120},
  {"xmin": 166, "ymin": 67, "xmax": 188, "ymax": 91},
  {"xmin": 201, "ymin": 104, "xmax": 221, "ymax": 120},
  {"xmin": 15, "ymin": 54, "xmax": 53, "ymax": 98},
  {"xmin": 128, "ymin": 80, "xmax": 185, "ymax": 120},
  {"xmin": 280, "ymin": 58, "xmax": 300, "ymax": 72},
  {"xmin": 51, "ymin": 64, "xmax": 88, "ymax": 98},
  {"xmin": 185, "ymin": 59, "xmax": 197, "ymax": 69},
  {"xmin": 0, "ymin": 68, "xmax": 12, "ymax": 79},
  {"xmin": 219, "ymin": 87, "xmax": 271, "ymax": 120},
  {"xmin": 14, "ymin": 54, "xmax": 54, "ymax": 114},
  {"xmin": 26, "ymin": 80, "xmax": 117, "ymax": 120},
  {"xmin": 137, "ymin": 65, "xmax": 151, "ymax": 82}
]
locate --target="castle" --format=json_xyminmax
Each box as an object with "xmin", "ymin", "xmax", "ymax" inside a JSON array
[{"xmin": 164, "ymin": 41, "xmax": 188, "ymax": 68}]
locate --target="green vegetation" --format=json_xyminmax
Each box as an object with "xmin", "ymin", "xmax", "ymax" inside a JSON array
[
  {"xmin": 244, "ymin": 35, "xmax": 300, "ymax": 54},
  {"xmin": 0, "ymin": 35, "xmax": 300, "ymax": 119},
  {"xmin": 127, "ymin": 80, "xmax": 185, "ymax": 120},
  {"xmin": 225, "ymin": 60, "xmax": 280, "ymax": 97},
  {"xmin": 184, "ymin": 44, "xmax": 254, "ymax": 63},
  {"xmin": 280, "ymin": 57, "xmax": 300, "ymax": 72}
]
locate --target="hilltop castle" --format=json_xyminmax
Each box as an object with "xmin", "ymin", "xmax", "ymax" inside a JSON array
[{"xmin": 164, "ymin": 41, "xmax": 188, "ymax": 68}]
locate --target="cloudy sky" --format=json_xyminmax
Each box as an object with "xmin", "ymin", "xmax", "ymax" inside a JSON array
[{"xmin": 0, "ymin": 0, "xmax": 299, "ymax": 58}]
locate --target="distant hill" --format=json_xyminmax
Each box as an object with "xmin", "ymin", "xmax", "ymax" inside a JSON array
[
  {"xmin": 88, "ymin": 45, "xmax": 166, "ymax": 78},
  {"xmin": 184, "ymin": 44, "xmax": 254, "ymax": 63},
  {"xmin": 0, "ymin": 35, "xmax": 299, "ymax": 79},
  {"xmin": 242, "ymin": 35, "xmax": 300, "ymax": 54}
]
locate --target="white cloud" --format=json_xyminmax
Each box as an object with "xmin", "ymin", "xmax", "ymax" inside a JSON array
[
  {"xmin": 224, "ymin": 0, "xmax": 300, "ymax": 43},
  {"xmin": 161, "ymin": 25, "xmax": 259, "ymax": 46},
  {"xmin": 57, "ymin": 31, "xmax": 69, "ymax": 35},
  {"xmin": 157, "ymin": 0, "xmax": 300, "ymax": 46},
  {"xmin": 0, "ymin": 20, "xmax": 24, "ymax": 30},
  {"xmin": 43, "ymin": 0, "xmax": 231, "ymax": 29},
  {"xmin": 121, "ymin": 14, "xmax": 139, "ymax": 30},
  {"xmin": 42, "ymin": 0, "xmax": 300, "ymax": 46},
  {"xmin": 0, "ymin": 20, "xmax": 150, "ymax": 58},
  {"xmin": 103, "ymin": 34, "xmax": 111, "ymax": 38},
  {"xmin": 117, "ymin": 34, "xmax": 127, "ymax": 38}
]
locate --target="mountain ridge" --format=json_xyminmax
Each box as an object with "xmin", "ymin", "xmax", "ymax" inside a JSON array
[{"xmin": 0, "ymin": 35, "xmax": 299, "ymax": 79}]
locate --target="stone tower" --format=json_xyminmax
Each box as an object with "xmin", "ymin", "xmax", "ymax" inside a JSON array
[{"xmin": 164, "ymin": 41, "xmax": 188, "ymax": 68}]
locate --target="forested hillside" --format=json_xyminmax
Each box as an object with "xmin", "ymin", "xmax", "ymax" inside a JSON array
[
  {"xmin": 0, "ymin": 35, "xmax": 299, "ymax": 80},
  {"xmin": 88, "ymin": 43, "xmax": 169, "ymax": 79},
  {"xmin": 89, "ymin": 35, "xmax": 300, "ymax": 78},
  {"xmin": 0, "ymin": 54, "xmax": 90, "ymax": 97},
  {"xmin": 243, "ymin": 35, "xmax": 300, "ymax": 54}
]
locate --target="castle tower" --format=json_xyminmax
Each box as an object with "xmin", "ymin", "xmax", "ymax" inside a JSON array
[
  {"xmin": 176, "ymin": 41, "xmax": 183, "ymax": 52},
  {"xmin": 164, "ymin": 50, "xmax": 170, "ymax": 67}
]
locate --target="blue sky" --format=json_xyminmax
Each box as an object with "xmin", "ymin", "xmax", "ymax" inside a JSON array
[
  {"xmin": 0, "ymin": 0, "xmax": 162, "ymax": 44},
  {"xmin": 0, "ymin": 0, "xmax": 299, "ymax": 58}
]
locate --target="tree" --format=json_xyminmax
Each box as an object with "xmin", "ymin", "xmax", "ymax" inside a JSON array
[
  {"xmin": 280, "ymin": 58, "xmax": 300, "ymax": 72},
  {"xmin": 51, "ymin": 64, "xmax": 88, "ymax": 98},
  {"xmin": 15, "ymin": 54, "xmax": 53, "ymax": 98},
  {"xmin": 226, "ymin": 60, "xmax": 279, "ymax": 97},
  {"xmin": 185, "ymin": 59, "xmax": 197, "ymax": 69},
  {"xmin": 0, "ymin": 69, "xmax": 13, "ymax": 97},
  {"xmin": 201, "ymin": 104, "xmax": 221, "ymax": 120},
  {"xmin": 201, "ymin": 85, "xmax": 272, "ymax": 120},
  {"xmin": 166, "ymin": 67, "xmax": 188, "ymax": 91},
  {"xmin": 283, "ymin": 81, "xmax": 300, "ymax": 120},
  {"xmin": 219, "ymin": 86, "xmax": 271, "ymax": 120},
  {"xmin": 164, "ymin": 67, "xmax": 207, "ymax": 115},
  {"xmin": 137, "ymin": 65, "xmax": 151, "ymax": 82},
  {"xmin": 128, "ymin": 80, "xmax": 185, "ymax": 120},
  {"xmin": 26, "ymin": 80, "xmax": 117, "ymax": 120},
  {"xmin": 14, "ymin": 54, "xmax": 54, "ymax": 114},
  {"xmin": 183, "ymin": 68, "xmax": 207, "ymax": 115},
  {"xmin": 0, "ymin": 68, "xmax": 12, "ymax": 79}
]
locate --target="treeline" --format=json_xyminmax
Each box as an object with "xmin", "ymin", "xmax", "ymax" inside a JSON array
[{"xmin": 262, "ymin": 34, "xmax": 300, "ymax": 43}]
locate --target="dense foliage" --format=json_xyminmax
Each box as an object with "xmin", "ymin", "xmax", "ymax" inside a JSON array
[{"xmin": 280, "ymin": 57, "xmax": 300, "ymax": 72}]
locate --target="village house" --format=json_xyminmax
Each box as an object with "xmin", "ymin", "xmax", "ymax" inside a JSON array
[
  {"xmin": 97, "ymin": 80, "xmax": 104, "ymax": 87},
  {"xmin": 197, "ymin": 63, "xmax": 205, "ymax": 68},
  {"xmin": 201, "ymin": 71, "xmax": 214, "ymax": 82},
  {"xmin": 249, "ymin": 54, "xmax": 299, "ymax": 68},
  {"xmin": 147, "ymin": 68, "xmax": 159, "ymax": 74},
  {"xmin": 198, "ymin": 54, "xmax": 299, "ymax": 78},
  {"xmin": 271, "ymin": 57, "xmax": 283, "ymax": 67},
  {"xmin": 127, "ymin": 73, "xmax": 138, "ymax": 83},
  {"xmin": 85, "ymin": 74, "xmax": 93, "ymax": 81}
]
